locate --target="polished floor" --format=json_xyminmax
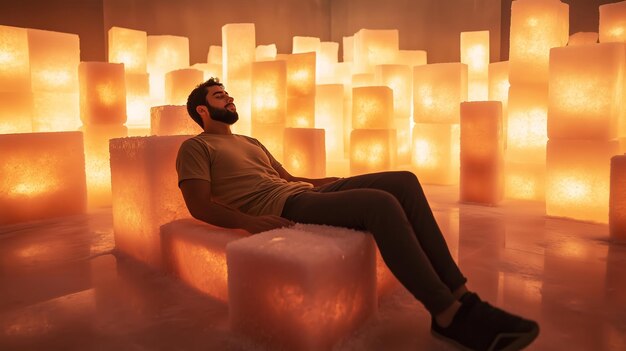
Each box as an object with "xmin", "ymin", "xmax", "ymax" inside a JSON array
[{"xmin": 0, "ymin": 185, "xmax": 625, "ymax": 351}]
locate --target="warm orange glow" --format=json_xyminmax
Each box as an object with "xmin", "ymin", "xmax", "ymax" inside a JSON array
[
  {"xmin": 0, "ymin": 25, "xmax": 30, "ymax": 92},
  {"xmin": 207, "ymin": 45, "xmax": 222, "ymax": 65},
  {"xmin": 292, "ymin": 36, "xmax": 320, "ymax": 54},
  {"xmin": 283, "ymin": 128, "xmax": 326, "ymax": 178},
  {"xmin": 352, "ymin": 86, "xmax": 393, "ymax": 129},
  {"xmin": 548, "ymin": 43, "xmax": 623, "ymax": 140},
  {"xmin": 151, "ymin": 105, "xmax": 200, "ymax": 136},
  {"xmin": 79, "ymin": 62, "xmax": 127, "ymax": 124},
  {"xmin": 610, "ymin": 154, "xmax": 626, "ymax": 242},
  {"xmin": 125, "ymin": 73, "xmax": 151, "ymax": 128},
  {"xmin": 461, "ymin": 30, "xmax": 489, "ymax": 101},
  {"xmin": 251, "ymin": 60, "xmax": 286, "ymax": 125},
  {"xmin": 600, "ymin": 2, "xmax": 626, "ymax": 43},
  {"xmin": 191, "ymin": 63, "xmax": 223, "ymax": 80},
  {"xmin": 504, "ymin": 161, "xmax": 545, "ymax": 201},
  {"xmin": 315, "ymin": 84, "xmax": 345, "ymax": 160},
  {"xmin": 256, "ymin": 44, "xmax": 277, "ymax": 61},
  {"xmin": 413, "ymin": 63, "xmax": 468, "ymax": 123},
  {"xmin": 507, "ymin": 84, "xmax": 548, "ymax": 164},
  {"xmin": 252, "ymin": 123, "xmax": 284, "ymax": 163},
  {"xmin": 0, "ymin": 92, "xmax": 32, "ymax": 133},
  {"xmin": 317, "ymin": 41, "xmax": 339, "ymax": 83},
  {"xmin": 509, "ymin": 0, "xmax": 569, "ymax": 84},
  {"xmin": 287, "ymin": 96, "xmax": 315, "ymax": 128},
  {"xmin": 147, "ymin": 35, "xmax": 190, "ymax": 103},
  {"xmin": 395, "ymin": 49, "xmax": 427, "ymax": 67},
  {"xmin": 27, "ymin": 28, "xmax": 79, "ymax": 92},
  {"xmin": 32, "ymin": 92, "xmax": 80, "ymax": 132},
  {"xmin": 412, "ymin": 123, "xmax": 460, "ymax": 185},
  {"xmin": 164, "ymin": 68, "xmax": 204, "ymax": 105},
  {"xmin": 375, "ymin": 64, "xmax": 411, "ymax": 119},
  {"xmin": 353, "ymin": 29, "xmax": 399, "ymax": 73},
  {"xmin": 108, "ymin": 26, "xmax": 147, "ymax": 74},
  {"xmin": 285, "ymin": 52, "xmax": 316, "ymax": 97},
  {"xmin": 568, "ymin": 32, "xmax": 598, "ymax": 46},
  {"xmin": 546, "ymin": 140, "xmax": 620, "ymax": 224},
  {"xmin": 350, "ymin": 129, "xmax": 396, "ymax": 175},
  {"xmin": 222, "ymin": 23, "xmax": 255, "ymax": 83}
]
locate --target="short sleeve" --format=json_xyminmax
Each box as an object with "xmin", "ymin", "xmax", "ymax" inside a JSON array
[{"xmin": 176, "ymin": 138, "xmax": 211, "ymax": 186}]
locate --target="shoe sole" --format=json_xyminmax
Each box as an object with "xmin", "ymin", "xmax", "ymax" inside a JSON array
[{"xmin": 431, "ymin": 324, "xmax": 540, "ymax": 351}]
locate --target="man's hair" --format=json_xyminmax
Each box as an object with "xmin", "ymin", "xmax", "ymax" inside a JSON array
[{"xmin": 186, "ymin": 77, "xmax": 224, "ymax": 128}]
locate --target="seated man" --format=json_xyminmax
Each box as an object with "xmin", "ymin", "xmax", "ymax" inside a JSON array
[{"xmin": 176, "ymin": 78, "xmax": 539, "ymax": 351}]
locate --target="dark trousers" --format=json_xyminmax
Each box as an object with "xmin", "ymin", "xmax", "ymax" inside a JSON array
[{"xmin": 281, "ymin": 171, "xmax": 466, "ymax": 315}]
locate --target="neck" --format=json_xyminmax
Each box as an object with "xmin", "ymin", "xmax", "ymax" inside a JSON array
[{"xmin": 203, "ymin": 122, "xmax": 233, "ymax": 135}]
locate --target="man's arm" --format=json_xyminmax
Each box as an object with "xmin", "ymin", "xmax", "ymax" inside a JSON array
[
  {"xmin": 179, "ymin": 179, "xmax": 294, "ymax": 234},
  {"xmin": 273, "ymin": 165, "xmax": 340, "ymax": 187}
]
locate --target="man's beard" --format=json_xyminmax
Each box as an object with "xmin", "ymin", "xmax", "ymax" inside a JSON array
[{"xmin": 207, "ymin": 104, "xmax": 239, "ymax": 125}]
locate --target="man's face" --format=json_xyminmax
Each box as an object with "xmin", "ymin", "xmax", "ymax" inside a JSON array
[{"xmin": 205, "ymin": 85, "xmax": 238, "ymax": 125}]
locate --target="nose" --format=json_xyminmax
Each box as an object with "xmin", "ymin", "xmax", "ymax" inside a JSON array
[{"xmin": 227, "ymin": 95, "xmax": 234, "ymax": 103}]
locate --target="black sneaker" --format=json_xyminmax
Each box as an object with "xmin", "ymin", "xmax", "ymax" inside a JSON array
[{"xmin": 431, "ymin": 292, "xmax": 539, "ymax": 351}]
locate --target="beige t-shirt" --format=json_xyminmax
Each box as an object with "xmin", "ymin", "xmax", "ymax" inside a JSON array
[{"xmin": 176, "ymin": 133, "xmax": 313, "ymax": 216}]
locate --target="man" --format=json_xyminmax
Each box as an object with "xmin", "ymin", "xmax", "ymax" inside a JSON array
[{"xmin": 176, "ymin": 78, "xmax": 539, "ymax": 351}]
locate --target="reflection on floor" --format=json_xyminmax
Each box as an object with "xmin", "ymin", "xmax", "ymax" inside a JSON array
[{"xmin": 1, "ymin": 185, "xmax": 625, "ymax": 351}]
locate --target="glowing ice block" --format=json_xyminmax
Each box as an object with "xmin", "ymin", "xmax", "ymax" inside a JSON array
[
  {"xmin": 251, "ymin": 60, "xmax": 286, "ymax": 125},
  {"xmin": 504, "ymin": 161, "xmax": 545, "ymax": 201},
  {"xmin": 546, "ymin": 139, "xmax": 620, "ymax": 224},
  {"xmin": 226, "ymin": 224, "xmax": 377, "ymax": 351},
  {"xmin": 78, "ymin": 62, "xmax": 127, "ymax": 125},
  {"xmin": 507, "ymin": 83, "xmax": 548, "ymax": 164},
  {"xmin": 318, "ymin": 41, "xmax": 339, "ymax": 83},
  {"xmin": 460, "ymin": 101, "xmax": 504, "ymax": 205},
  {"xmin": 32, "ymin": 92, "xmax": 80, "ymax": 132},
  {"xmin": 27, "ymin": 28, "xmax": 79, "ymax": 93},
  {"xmin": 461, "ymin": 30, "xmax": 490, "ymax": 101},
  {"xmin": 412, "ymin": 123, "xmax": 460, "ymax": 185},
  {"xmin": 255, "ymin": 44, "xmax": 277, "ymax": 61},
  {"xmin": 147, "ymin": 35, "xmax": 190, "ymax": 103},
  {"xmin": 600, "ymin": 1, "xmax": 626, "ymax": 43},
  {"xmin": 352, "ymin": 86, "xmax": 394, "ymax": 129},
  {"xmin": 108, "ymin": 26, "xmax": 147, "ymax": 74},
  {"xmin": 0, "ymin": 131, "xmax": 86, "ymax": 225},
  {"xmin": 488, "ymin": 61, "xmax": 510, "ymax": 110},
  {"xmin": 207, "ymin": 45, "xmax": 222, "ymax": 65},
  {"xmin": 610, "ymin": 154, "xmax": 626, "ymax": 242},
  {"xmin": 343, "ymin": 36, "xmax": 354, "ymax": 62},
  {"xmin": 110, "ymin": 135, "xmax": 192, "ymax": 269},
  {"xmin": 548, "ymin": 42, "xmax": 624, "ymax": 140},
  {"xmin": 0, "ymin": 91, "xmax": 32, "ymax": 133},
  {"xmin": 413, "ymin": 63, "xmax": 468, "ymax": 124},
  {"xmin": 395, "ymin": 50, "xmax": 427, "ymax": 67},
  {"xmin": 165, "ymin": 68, "xmax": 204, "ymax": 105},
  {"xmin": 315, "ymin": 84, "xmax": 345, "ymax": 161},
  {"xmin": 352, "ymin": 73, "xmax": 376, "ymax": 87},
  {"xmin": 161, "ymin": 218, "xmax": 249, "ymax": 302},
  {"xmin": 222, "ymin": 23, "xmax": 255, "ymax": 83},
  {"xmin": 151, "ymin": 105, "xmax": 200, "ymax": 136},
  {"xmin": 125, "ymin": 73, "xmax": 150, "ymax": 128},
  {"xmin": 509, "ymin": 0, "xmax": 569, "ymax": 84},
  {"xmin": 350, "ymin": 129, "xmax": 397, "ymax": 175},
  {"xmin": 353, "ymin": 29, "xmax": 399, "ymax": 74},
  {"xmin": 286, "ymin": 95, "xmax": 315, "ymax": 128},
  {"xmin": 286, "ymin": 52, "xmax": 316, "ymax": 98},
  {"xmin": 375, "ymin": 64, "xmax": 411, "ymax": 119},
  {"xmin": 283, "ymin": 128, "xmax": 326, "ymax": 178},
  {"xmin": 191, "ymin": 63, "xmax": 222, "ymax": 81},
  {"xmin": 251, "ymin": 123, "xmax": 284, "ymax": 163},
  {"xmin": 0, "ymin": 25, "xmax": 30, "ymax": 92},
  {"xmin": 568, "ymin": 32, "xmax": 598, "ymax": 46},
  {"xmin": 292, "ymin": 36, "xmax": 320, "ymax": 54}
]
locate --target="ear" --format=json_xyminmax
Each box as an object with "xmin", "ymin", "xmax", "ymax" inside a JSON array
[{"xmin": 196, "ymin": 105, "xmax": 208, "ymax": 118}]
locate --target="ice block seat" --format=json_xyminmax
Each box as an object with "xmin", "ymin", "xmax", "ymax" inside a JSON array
[
  {"xmin": 226, "ymin": 224, "xmax": 378, "ymax": 351},
  {"xmin": 160, "ymin": 218, "xmax": 250, "ymax": 302}
]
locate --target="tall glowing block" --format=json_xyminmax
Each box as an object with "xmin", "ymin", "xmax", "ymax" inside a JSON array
[
  {"xmin": 0, "ymin": 25, "xmax": 30, "ymax": 92},
  {"xmin": 226, "ymin": 225, "xmax": 377, "ymax": 351},
  {"xmin": 147, "ymin": 35, "xmax": 190, "ymax": 103},
  {"xmin": 413, "ymin": 63, "xmax": 468, "ymax": 124},
  {"xmin": 610, "ymin": 154, "xmax": 626, "ymax": 241},
  {"xmin": 82, "ymin": 124, "xmax": 127, "ymax": 208},
  {"xmin": 32, "ymin": 92, "xmax": 80, "ymax": 132},
  {"xmin": 396, "ymin": 50, "xmax": 427, "ymax": 67},
  {"xmin": 350, "ymin": 129, "xmax": 397, "ymax": 175},
  {"xmin": 251, "ymin": 60, "xmax": 286, "ymax": 126},
  {"xmin": 509, "ymin": 0, "xmax": 569, "ymax": 84},
  {"xmin": 461, "ymin": 30, "xmax": 489, "ymax": 101},
  {"xmin": 283, "ymin": 128, "xmax": 326, "ymax": 178},
  {"xmin": 600, "ymin": 1, "xmax": 626, "ymax": 43},
  {"xmin": 460, "ymin": 101, "xmax": 504, "ymax": 205},
  {"xmin": 161, "ymin": 218, "xmax": 249, "ymax": 302},
  {"xmin": 292, "ymin": 36, "xmax": 320, "ymax": 54},
  {"xmin": 352, "ymin": 86, "xmax": 393, "ymax": 129},
  {"xmin": 252, "ymin": 123, "xmax": 284, "ymax": 163},
  {"xmin": 412, "ymin": 123, "xmax": 460, "ymax": 185},
  {"xmin": 568, "ymin": 32, "xmax": 598, "ymax": 46},
  {"xmin": 353, "ymin": 29, "xmax": 399, "ymax": 74},
  {"xmin": 207, "ymin": 45, "xmax": 222, "ymax": 65},
  {"xmin": 151, "ymin": 105, "xmax": 200, "ymax": 136},
  {"xmin": 507, "ymin": 84, "xmax": 548, "ymax": 163},
  {"xmin": 125, "ymin": 73, "xmax": 150, "ymax": 128},
  {"xmin": 285, "ymin": 52, "xmax": 316, "ymax": 128},
  {"xmin": 546, "ymin": 140, "xmax": 620, "ymax": 223},
  {"xmin": 352, "ymin": 73, "xmax": 375, "ymax": 87},
  {"xmin": 315, "ymin": 84, "xmax": 345, "ymax": 161},
  {"xmin": 28, "ymin": 28, "xmax": 79, "ymax": 92},
  {"xmin": 504, "ymin": 161, "xmax": 545, "ymax": 201},
  {"xmin": 108, "ymin": 26, "xmax": 147, "ymax": 74},
  {"xmin": 548, "ymin": 43, "xmax": 624, "ymax": 140},
  {"xmin": 110, "ymin": 135, "xmax": 191, "ymax": 269},
  {"xmin": 343, "ymin": 36, "xmax": 354, "ymax": 62},
  {"xmin": 488, "ymin": 61, "xmax": 510, "ymax": 107},
  {"xmin": 0, "ymin": 92, "xmax": 32, "ymax": 133},
  {"xmin": 222, "ymin": 23, "xmax": 255, "ymax": 83},
  {"xmin": 255, "ymin": 44, "xmax": 277, "ymax": 61},
  {"xmin": 0, "ymin": 131, "xmax": 86, "ymax": 225},
  {"xmin": 165, "ymin": 68, "xmax": 204, "ymax": 105},
  {"xmin": 375, "ymin": 64, "xmax": 411, "ymax": 119},
  {"xmin": 191, "ymin": 63, "xmax": 222, "ymax": 81},
  {"xmin": 78, "ymin": 62, "xmax": 127, "ymax": 125},
  {"xmin": 318, "ymin": 41, "xmax": 339, "ymax": 83}
]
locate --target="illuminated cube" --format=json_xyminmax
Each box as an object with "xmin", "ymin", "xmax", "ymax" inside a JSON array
[
  {"xmin": 0, "ymin": 25, "xmax": 30, "ymax": 92},
  {"xmin": 255, "ymin": 44, "xmax": 277, "ymax": 61},
  {"xmin": 251, "ymin": 123, "xmax": 284, "ymax": 163},
  {"xmin": 161, "ymin": 218, "xmax": 249, "ymax": 302},
  {"xmin": 110, "ymin": 135, "xmax": 191, "ymax": 269},
  {"xmin": 375, "ymin": 64, "xmax": 412, "ymax": 119},
  {"xmin": 315, "ymin": 84, "xmax": 345, "ymax": 161},
  {"xmin": 283, "ymin": 128, "xmax": 326, "ymax": 178},
  {"xmin": 395, "ymin": 50, "xmax": 427, "ymax": 67},
  {"xmin": 413, "ymin": 63, "xmax": 468, "ymax": 124},
  {"xmin": 286, "ymin": 52, "xmax": 316, "ymax": 97},
  {"xmin": 507, "ymin": 84, "xmax": 548, "ymax": 164},
  {"xmin": 610, "ymin": 154, "xmax": 626, "ymax": 242},
  {"xmin": 108, "ymin": 26, "xmax": 147, "ymax": 74},
  {"xmin": 352, "ymin": 86, "xmax": 394, "ymax": 129},
  {"xmin": 226, "ymin": 224, "xmax": 377, "ymax": 351},
  {"xmin": 412, "ymin": 123, "xmax": 460, "ymax": 185},
  {"xmin": 292, "ymin": 36, "xmax": 320, "ymax": 54},
  {"xmin": 82, "ymin": 124, "xmax": 127, "ymax": 208},
  {"xmin": 191, "ymin": 63, "xmax": 223, "ymax": 81},
  {"xmin": 151, "ymin": 105, "xmax": 200, "ymax": 136},
  {"xmin": 125, "ymin": 73, "xmax": 150, "ymax": 128},
  {"xmin": 343, "ymin": 36, "xmax": 354, "ymax": 62},
  {"xmin": 207, "ymin": 45, "xmax": 222, "ymax": 65},
  {"xmin": 318, "ymin": 41, "xmax": 339, "ymax": 83},
  {"xmin": 286, "ymin": 96, "xmax": 315, "ymax": 128},
  {"xmin": 375, "ymin": 247, "xmax": 401, "ymax": 298},
  {"xmin": 488, "ymin": 61, "xmax": 510, "ymax": 108},
  {"xmin": 461, "ymin": 30, "xmax": 490, "ymax": 101},
  {"xmin": 600, "ymin": 1, "xmax": 626, "ymax": 43},
  {"xmin": 78, "ymin": 62, "xmax": 127, "ymax": 125},
  {"xmin": 548, "ymin": 42, "xmax": 624, "ymax": 140},
  {"xmin": 568, "ymin": 32, "xmax": 598, "ymax": 46},
  {"xmin": 353, "ymin": 29, "xmax": 399, "ymax": 74},
  {"xmin": 546, "ymin": 139, "xmax": 620, "ymax": 223},
  {"xmin": 460, "ymin": 101, "xmax": 504, "ymax": 205},
  {"xmin": 0, "ymin": 131, "xmax": 86, "ymax": 225},
  {"xmin": 251, "ymin": 60, "xmax": 286, "ymax": 125},
  {"xmin": 350, "ymin": 129, "xmax": 397, "ymax": 175},
  {"xmin": 504, "ymin": 161, "xmax": 545, "ymax": 201},
  {"xmin": 165, "ymin": 68, "xmax": 204, "ymax": 105},
  {"xmin": 226, "ymin": 79, "xmax": 252, "ymax": 135},
  {"xmin": 147, "ymin": 35, "xmax": 190, "ymax": 103},
  {"xmin": 352, "ymin": 73, "xmax": 376, "ymax": 87},
  {"xmin": 222, "ymin": 23, "xmax": 255, "ymax": 83},
  {"xmin": 27, "ymin": 28, "xmax": 79, "ymax": 93},
  {"xmin": 395, "ymin": 117, "xmax": 412, "ymax": 166},
  {"xmin": 0, "ymin": 91, "xmax": 32, "ymax": 133},
  {"xmin": 32, "ymin": 92, "xmax": 80, "ymax": 132},
  {"xmin": 509, "ymin": 0, "xmax": 569, "ymax": 84}
]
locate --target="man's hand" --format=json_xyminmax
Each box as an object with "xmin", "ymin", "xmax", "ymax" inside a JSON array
[{"xmin": 242, "ymin": 215, "xmax": 295, "ymax": 234}]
